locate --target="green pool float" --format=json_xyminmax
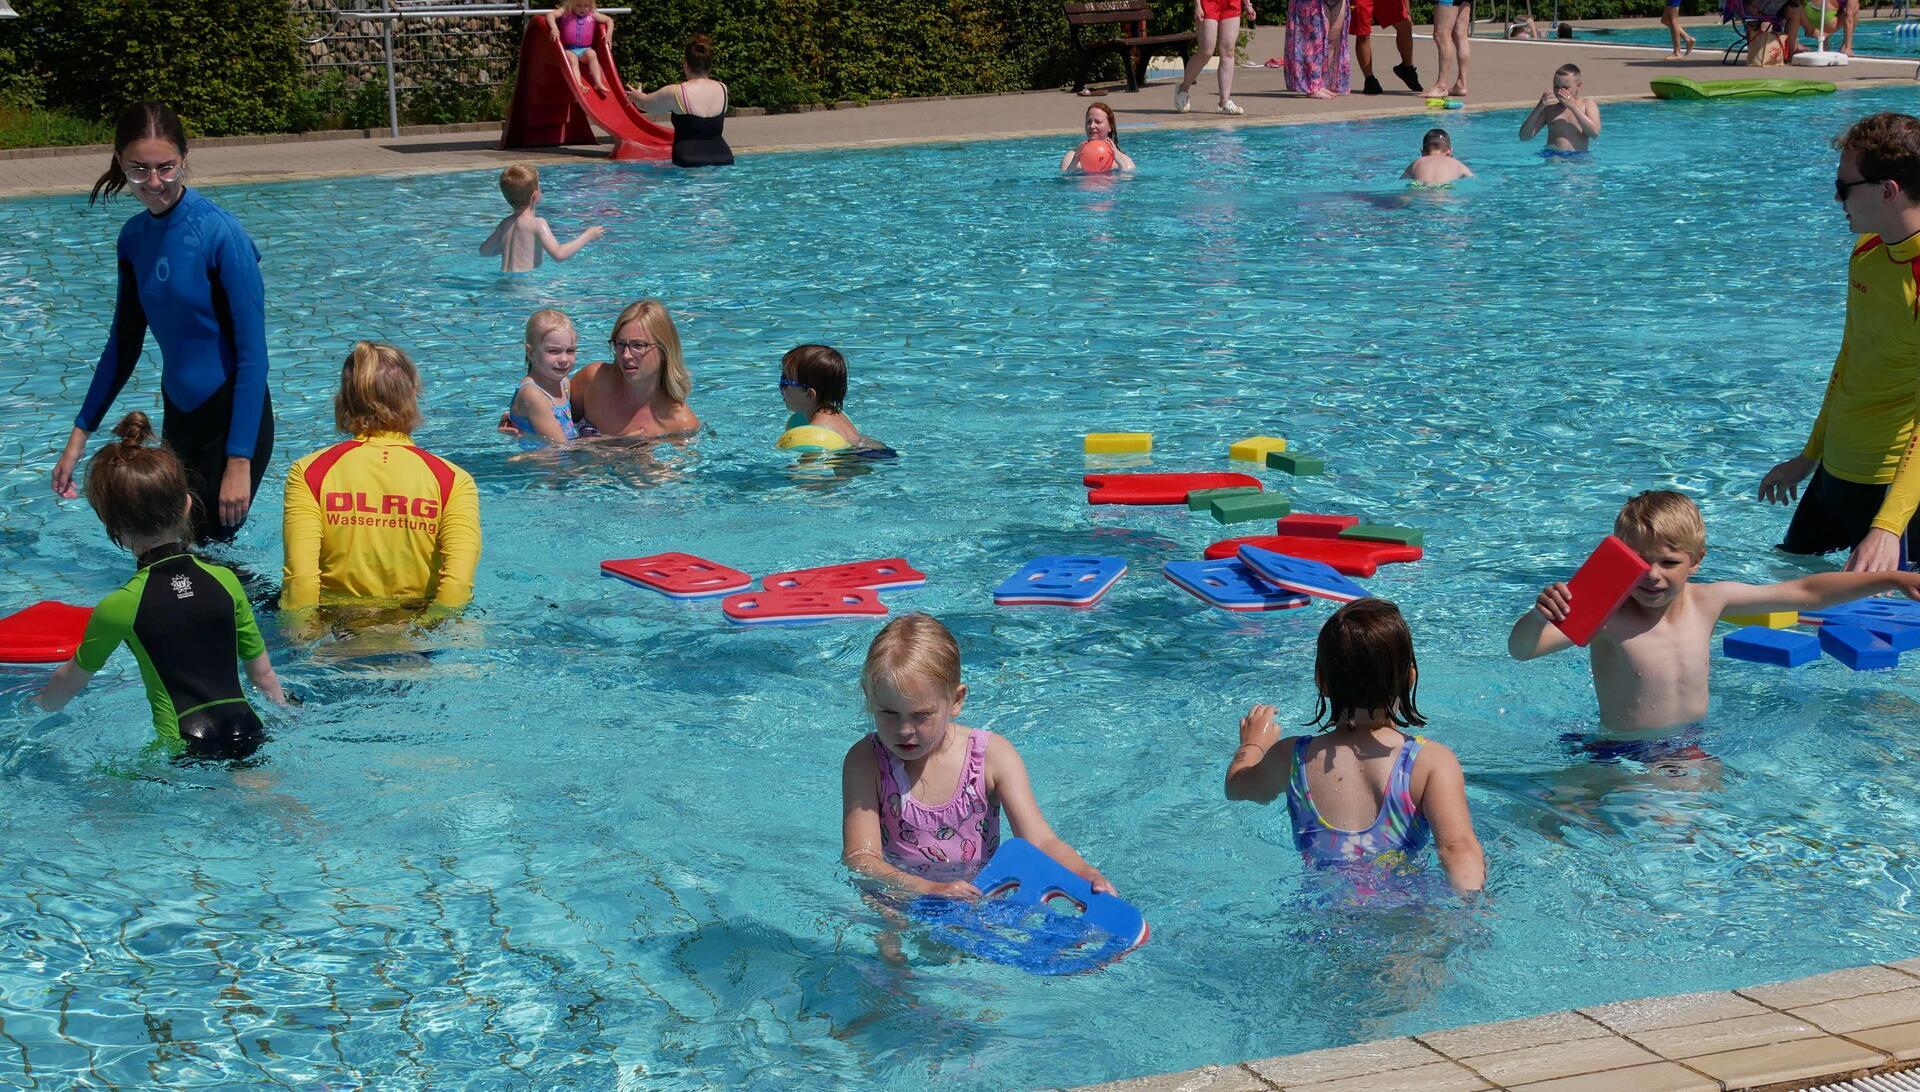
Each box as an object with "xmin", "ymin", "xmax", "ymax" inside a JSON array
[{"xmin": 1650, "ymin": 76, "xmax": 1837, "ymax": 100}]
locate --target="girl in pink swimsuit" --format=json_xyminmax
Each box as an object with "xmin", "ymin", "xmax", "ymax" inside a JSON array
[
  {"xmin": 840, "ymin": 613, "xmax": 1115, "ymax": 899},
  {"xmin": 545, "ymin": 0, "xmax": 611, "ymax": 93}
]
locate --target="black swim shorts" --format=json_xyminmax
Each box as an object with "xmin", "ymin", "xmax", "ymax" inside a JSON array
[{"xmin": 1779, "ymin": 465, "xmax": 1915, "ymax": 565}]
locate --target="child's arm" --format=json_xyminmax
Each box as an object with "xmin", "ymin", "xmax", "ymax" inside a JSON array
[
  {"xmin": 536, "ymin": 218, "xmax": 605, "ymax": 262},
  {"xmin": 1413, "ymin": 742, "xmax": 1486, "ymax": 895},
  {"xmin": 479, "ymin": 217, "xmax": 508, "ymax": 257},
  {"xmin": 986, "ymin": 732, "xmax": 1116, "ymax": 894},
  {"xmin": 596, "ymin": 9, "xmax": 614, "ymax": 39},
  {"xmin": 1508, "ymin": 582, "xmax": 1579, "ymax": 660},
  {"xmin": 543, "ymin": 7, "xmax": 563, "ymax": 40},
  {"xmin": 35, "ymin": 661, "xmax": 94, "ymax": 713},
  {"xmin": 1578, "ymin": 98, "xmax": 1602, "ymax": 138},
  {"xmin": 1224, "ymin": 704, "xmax": 1291, "ymax": 804},
  {"xmin": 1113, "ymin": 149, "xmax": 1136, "ymax": 171},
  {"xmin": 1457, "ymin": 163, "xmax": 1475, "ymax": 178},
  {"xmin": 840, "ymin": 742, "xmax": 982, "ymax": 898},
  {"xmin": 244, "ymin": 653, "xmax": 288, "ymax": 705},
  {"xmin": 1711, "ymin": 570, "xmax": 1920, "ymax": 617},
  {"xmin": 223, "ymin": 569, "xmax": 288, "ymax": 705},
  {"xmin": 1517, "ymin": 96, "xmax": 1553, "ymax": 139},
  {"xmin": 1400, "ymin": 161, "xmax": 1416, "ymax": 179},
  {"xmin": 510, "ymin": 382, "xmax": 574, "ymax": 442}
]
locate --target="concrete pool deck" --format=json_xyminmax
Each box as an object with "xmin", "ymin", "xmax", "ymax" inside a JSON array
[
  {"xmin": 1, "ymin": 17, "xmax": 1913, "ymax": 198},
  {"xmin": 1082, "ymin": 958, "xmax": 1920, "ymax": 1091}
]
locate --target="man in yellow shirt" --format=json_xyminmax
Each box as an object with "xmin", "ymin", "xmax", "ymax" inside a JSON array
[{"xmin": 1761, "ymin": 113, "xmax": 1920, "ymax": 573}]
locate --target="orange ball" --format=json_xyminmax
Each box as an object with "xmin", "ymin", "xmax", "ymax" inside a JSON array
[{"xmin": 1078, "ymin": 139, "xmax": 1116, "ymax": 174}]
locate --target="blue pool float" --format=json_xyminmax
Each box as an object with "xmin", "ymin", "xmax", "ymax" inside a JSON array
[
  {"xmin": 1723, "ymin": 626, "xmax": 1820, "ymax": 667},
  {"xmin": 992, "ymin": 556, "xmax": 1127, "ymax": 607},
  {"xmin": 1163, "ymin": 558, "xmax": 1310, "ymax": 612},
  {"xmin": 1236, "ymin": 545, "xmax": 1371, "ymax": 603},
  {"xmin": 907, "ymin": 838, "xmax": 1148, "ymax": 975}
]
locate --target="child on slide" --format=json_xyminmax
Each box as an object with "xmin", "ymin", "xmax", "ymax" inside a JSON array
[
  {"xmin": 840, "ymin": 614, "xmax": 1113, "ymax": 898},
  {"xmin": 1226, "ymin": 599, "xmax": 1484, "ymax": 895},
  {"xmin": 1061, "ymin": 103, "xmax": 1136, "ymax": 174},
  {"xmin": 36, "ymin": 412, "xmax": 288, "ymax": 760},
  {"xmin": 508, "ymin": 309, "xmax": 580, "ymax": 443},
  {"xmin": 1176, "ymin": 0, "xmax": 1253, "ymax": 114},
  {"xmin": 546, "ymin": 0, "xmax": 614, "ymax": 93}
]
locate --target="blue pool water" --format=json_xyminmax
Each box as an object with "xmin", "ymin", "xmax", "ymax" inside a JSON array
[
  {"xmin": 1574, "ymin": 16, "xmax": 1920, "ymax": 56},
  {"xmin": 3, "ymin": 87, "xmax": 1920, "ymax": 1088}
]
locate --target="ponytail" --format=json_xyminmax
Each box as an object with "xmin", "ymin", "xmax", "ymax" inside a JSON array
[
  {"xmin": 85, "ymin": 412, "xmax": 193, "ymax": 548},
  {"xmin": 91, "ymin": 102, "xmax": 189, "ymax": 206},
  {"xmin": 334, "ymin": 340, "xmax": 424, "ymax": 436}
]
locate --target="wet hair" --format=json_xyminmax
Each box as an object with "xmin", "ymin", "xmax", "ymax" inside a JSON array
[
  {"xmin": 1614, "ymin": 489, "xmax": 1706, "ymax": 560},
  {"xmin": 1834, "ymin": 113, "xmax": 1920, "ymax": 202},
  {"xmin": 685, "ymin": 34, "xmax": 715, "ymax": 77},
  {"xmin": 1423, "ymin": 128, "xmax": 1452, "ymax": 153},
  {"xmin": 610, "ymin": 299, "xmax": 692, "ymax": 404},
  {"xmin": 524, "ymin": 308, "xmax": 577, "ymax": 372},
  {"xmin": 335, "ymin": 340, "xmax": 425, "ymax": 436},
  {"xmin": 1554, "ymin": 63, "xmax": 1582, "ymax": 81},
  {"xmin": 85, "ymin": 412, "xmax": 193, "ymax": 548},
  {"xmin": 91, "ymin": 102, "xmax": 189, "ymax": 205},
  {"xmin": 1308, "ymin": 599, "xmax": 1426, "ymax": 731},
  {"xmin": 782, "ymin": 344, "xmax": 848, "ymax": 412},
  {"xmin": 500, "ymin": 163, "xmax": 539, "ymax": 209},
  {"xmin": 1086, "ymin": 102, "xmax": 1121, "ymax": 147},
  {"xmin": 862, "ymin": 613, "xmax": 963, "ymax": 708}
]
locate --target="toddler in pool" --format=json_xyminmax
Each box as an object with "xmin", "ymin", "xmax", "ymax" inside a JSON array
[
  {"xmin": 1226, "ymin": 598, "xmax": 1485, "ymax": 895},
  {"xmin": 840, "ymin": 613, "xmax": 1112, "ymax": 898},
  {"xmin": 508, "ymin": 309, "xmax": 579, "ymax": 442},
  {"xmin": 479, "ymin": 164, "xmax": 605, "ymax": 274},
  {"xmin": 781, "ymin": 344, "xmax": 880, "ymax": 448}
]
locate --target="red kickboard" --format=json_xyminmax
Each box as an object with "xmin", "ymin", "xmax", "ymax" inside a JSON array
[
  {"xmin": 0, "ymin": 601, "xmax": 92, "ymax": 664},
  {"xmin": 762, "ymin": 559, "xmax": 926, "ymax": 592},
  {"xmin": 1084, "ymin": 472, "xmax": 1261, "ymax": 506},
  {"xmin": 1555, "ymin": 535, "xmax": 1651, "ymax": 647},
  {"xmin": 722, "ymin": 587, "xmax": 889, "ymax": 625},
  {"xmin": 1274, "ymin": 513, "xmax": 1360, "ymax": 538},
  {"xmin": 1202, "ymin": 535, "xmax": 1422, "ymax": 577},
  {"xmin": 601, "ymin": 552, "xmax": 752, "ymax": 599}
]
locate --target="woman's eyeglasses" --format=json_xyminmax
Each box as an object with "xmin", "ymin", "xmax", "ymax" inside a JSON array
[{"xmin": 609, "ymin": 338, "xmax": 657, "ymax": 355}]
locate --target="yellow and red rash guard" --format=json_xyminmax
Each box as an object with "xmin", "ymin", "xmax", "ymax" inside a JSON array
[
  {"xmin": 280, "ymin": 432, "xmax": 482, "ymax": 610},
  {"xmin": 1801, "ymin": 232, "xmax": 1920, "ymax": 535}
]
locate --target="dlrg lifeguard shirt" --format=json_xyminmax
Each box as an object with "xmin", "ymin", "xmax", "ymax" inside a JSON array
[
  {"xmin": 1801, "ymin": 231, "xmax": 1920, "ymax": 535},
  {"xmin": 280, "ymin": 432, "xmax": 482, "ymax": 609}
]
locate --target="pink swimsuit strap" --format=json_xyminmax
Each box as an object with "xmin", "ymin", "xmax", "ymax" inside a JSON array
[{"xmin": 871, "ymin": 728, "xmax": 1001, "ymax": 883}]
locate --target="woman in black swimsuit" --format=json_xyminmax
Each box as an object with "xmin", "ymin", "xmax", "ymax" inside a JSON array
[{"xmin": 628, "ymin": 35, "xmax": 733, "ymax": 168}]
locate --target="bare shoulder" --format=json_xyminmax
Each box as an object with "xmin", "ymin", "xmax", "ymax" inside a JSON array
[
  {"xmin": 1414, "ymin": 737, "xmax": 1460, "ymax": 768},
  {"xmin": 843, "ymin": 734, "xmax": 877, "ymax": 773}
]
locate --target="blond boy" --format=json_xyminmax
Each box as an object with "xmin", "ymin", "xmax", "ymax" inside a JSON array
[
  {"xmin": 479, "ymin": 164, "xmax": 605, "ymax": 274},
  {"xmin": 1509, "ymin": 490, "xmax": 1920, "ymax": 734}
]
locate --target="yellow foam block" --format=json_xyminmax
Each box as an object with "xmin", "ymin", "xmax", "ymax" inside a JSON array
[
  {"xmin": 1085, "ymin": 432, "xmax": 1152, "ymax": 454},
  {"xmin": 1724, "ymin": 611, "xmax": 1800, "ymax": 629},
  {"xmin": 1229, "ymin": 436, "xmax": 1288, "ymax": 462}
]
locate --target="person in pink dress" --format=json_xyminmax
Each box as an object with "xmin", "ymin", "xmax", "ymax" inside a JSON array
[{"xmin": 1286, "ymin": 0, "xmax": 1352, "ymax": 99}]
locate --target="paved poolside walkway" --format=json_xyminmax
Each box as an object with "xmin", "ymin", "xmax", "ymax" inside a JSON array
[
  {"xmin": 1083, "ymin": 958, "xmax": 1920, "ymax": 1092},
  {"xmin": 2, "ymin": 19, "xmax": 1912, "ymax": 197}
]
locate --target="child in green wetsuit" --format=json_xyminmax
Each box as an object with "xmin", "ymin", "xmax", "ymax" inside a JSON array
[{"xmin": 37, "ymin": 411, "xmax": 287, "ymax": 759}]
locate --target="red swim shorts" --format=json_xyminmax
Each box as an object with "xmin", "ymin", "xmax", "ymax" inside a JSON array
[
  {"xmin": 1199, "ymin": 0, "xmax": 1243, "ymax": 21},
  {"xmin": 1350, "ymin": 0, "xmax": 1409, "ymax": 34}
]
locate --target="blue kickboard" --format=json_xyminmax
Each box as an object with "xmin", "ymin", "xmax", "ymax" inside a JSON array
[
  {"xmin": 993, "ymin": 556, "xmax": 1127, "ymax": 606},
  {"xmin": 1803, "ymin": 599, "xmax": 1920, "ymax": 626},
  {"xmin": 907, "ymin": 838, "xmax": 1148, "ymax": 976},
  {"xmin": 1818, "ymin": 624, "xmax": 1899, "ymax": 671},
  {"xmin": 1723, "ymin": 626, "xmax": 1820, "ymax": 667},
  {"xmin": 1163, "ymin": 558, "xmax": 1311, "ymax": 612},
  {"xmin": 1236, "ymin": 545, "xmax": 1371, "ymax": 603}
]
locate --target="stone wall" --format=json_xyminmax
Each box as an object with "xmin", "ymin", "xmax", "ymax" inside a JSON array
[{"xmin": 290, "ymin": 0, "xmax": 521, "ymax": 88}]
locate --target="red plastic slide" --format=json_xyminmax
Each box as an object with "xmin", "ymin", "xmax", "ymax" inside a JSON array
[{"xmin": 501, "ymin": 22, "xmax": 670, "ymax": 161}]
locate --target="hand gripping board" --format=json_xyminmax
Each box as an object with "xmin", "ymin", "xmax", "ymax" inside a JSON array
[
  {"xmin": 1236, "ymin": 545, "xmax": 1372, "ymax": 602},
  {"xmin": 993, "ymin": 556, "xmax": 1127, "ymax": 607},
  {"xmin": 907, "ymin": 838, "xmax": 1148, "ymax": 976},
  {"xmin": 1163, "ymin": 558, "xmax": 1311, "ymax": 611},
  {"xmin": 1554, "ymin": 536, "xmax": 1650, "ymax": 647},
  {"xmin": 0, "ymin": 601, "xmax": 92, "ymax": 665},
  {"xmin": 1085, "ymin": 472, "xmax": 1260, "ymax": 506},
  {"xmin": 601, "ymin": 552, "xmax": 752, "ymax": 599},
  {"xmin": 1203, "ymin": 534, "xmax": 1422, "ymax": 577},
  {"xmin": 762, "ymin": 559, "xmax": 926, "ymax": 592},
  {"xmin": 721, "ymin": 587, "xmax": 888, "ymax": 626}
]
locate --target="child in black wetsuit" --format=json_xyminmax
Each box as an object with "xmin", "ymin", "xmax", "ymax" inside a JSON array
[{"xmin": 37, "ymin": 412, "xmax": 287, "ymax": 760}]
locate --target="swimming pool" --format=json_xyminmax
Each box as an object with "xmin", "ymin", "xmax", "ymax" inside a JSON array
[
  {"xmin": 1573, "ymin": 16, "xmax": 1920, "ymax": 57},
  {"xmin": 3, "ymin": 86, "xmax": 1919, "ymax": 1088}
]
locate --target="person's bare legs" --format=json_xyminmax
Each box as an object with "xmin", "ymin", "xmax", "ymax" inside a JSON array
[
  {"xmin": 1426, "ymin": 4, "xmax": 1459, "ymax": 96},
  {"xmin": 1451, "ymin": 2, "xmax": 1471, "ymax": 96},
  {"xmin": 1841, "ymin": 0, "xmax": 1857, "ymax": 53},
  {"xmin": 583, "ymin": 49, "xmax": 607, "ymax": 92},
  {"xmin": 1217, "ymin": 14, "xmax": 1242, "ymax": 104},
  {"xmin": 1357, "ymin": 30, "xmax": 1376, "ymax": 83},
  {"xmin": 1660, "ymin": 6, "xmax": 1696, "ymax": 56},
  {"xmin": 1179, "ymin": 18, "xmax": 1221, "ymax": 108}
]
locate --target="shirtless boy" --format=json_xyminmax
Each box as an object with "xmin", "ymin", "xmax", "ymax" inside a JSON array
[
  {"xmin": 1402, "ymin": 129, "xmax": 1474, "ymax": 186},
  {"xmin": 479, "ymin": 164, "xmax": 605, "ymax": 274},
  {"xmin": 1509, "ymin": 490, "xmax": 1920, "ymax": 735},
  {"xmin": 1518, "ymin": 64, "xmax": 1602, "ymax": 154}
]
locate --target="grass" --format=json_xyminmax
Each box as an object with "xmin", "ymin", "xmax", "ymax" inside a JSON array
[{"xmin": 0, "ymin": 104, "xmax": 114, "ymax": 150}]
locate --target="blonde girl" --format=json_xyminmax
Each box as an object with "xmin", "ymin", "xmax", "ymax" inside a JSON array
[{"xmin": 509, "ymin": 309, "xmax": 580, "ymax": 442}]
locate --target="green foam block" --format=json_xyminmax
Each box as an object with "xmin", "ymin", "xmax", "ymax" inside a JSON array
[
  {"xmin": 1187, "ymin": 486, "xmax": 1261, "ymax": 511},
  {"xmin": 1210, "ymin": 492, "xmax": 1291, "ymax": 524},
  {"xmin": 1267, "ymin": 451, "xmax": 1324, "ymax": 476},
  {"xmin": 1340, "ymin": 524, "xmax": 1423, "ymax": 547}
]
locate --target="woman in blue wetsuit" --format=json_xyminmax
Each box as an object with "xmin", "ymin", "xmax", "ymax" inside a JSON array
[{"xmin": 50, "ymin": 101, "xmax": 274, "ymax": 545}]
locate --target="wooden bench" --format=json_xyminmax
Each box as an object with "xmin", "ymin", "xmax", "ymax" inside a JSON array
[{"xmin": 1064, "ymin": 1, "xmax": 1197, "ymax": 94}]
